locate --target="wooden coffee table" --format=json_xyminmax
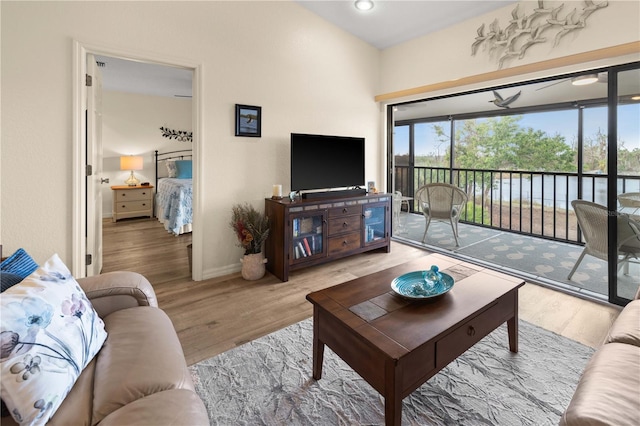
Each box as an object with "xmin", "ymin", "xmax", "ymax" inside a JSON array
[{"xmin": 306, "ymin": 254, "xmax": 525, "ymax": 426}]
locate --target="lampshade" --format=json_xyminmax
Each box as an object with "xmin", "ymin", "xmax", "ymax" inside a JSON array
[
  {"xmin": 120, "ymin": 155, "xmax": 143, "ymax": 171},
  {"xmin": 120, "ymin": 155, "xmax": 143, "ymax": 186}
]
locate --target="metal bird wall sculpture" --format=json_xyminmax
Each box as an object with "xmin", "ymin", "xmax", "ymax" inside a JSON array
[
  {"xmin": 489, "ymin": 90, "xmax": 521, "ymax": 109},
  {"xmin": 471, "ymin": 0, "xmax": 609, "ymax": 69}
]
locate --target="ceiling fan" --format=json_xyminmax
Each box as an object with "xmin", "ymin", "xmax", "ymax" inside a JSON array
[{"xmin": 535, "ymin": 72, "xmax": 608, "ymax": 91}]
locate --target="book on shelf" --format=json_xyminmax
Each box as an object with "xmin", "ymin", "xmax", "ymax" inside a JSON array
[
  {"xmin": 294, "ymin": 245, "xmax": 301, "ymax": 259},
  {"xmin": 303, "ymin": 237, "xmax": 312, "ymax": 256},
  {"xmin": 297, "ymin": 241, "xmax": 307, "ymax": 257}
]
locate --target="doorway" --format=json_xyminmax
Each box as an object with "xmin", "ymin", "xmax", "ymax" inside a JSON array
[
  {"xmin": 72, "ymin": 40, "xmax": 203, "ymax": 280},
  {"xmin": 95, "ymin": 54, "xmax": 194, "ymax": 279}
]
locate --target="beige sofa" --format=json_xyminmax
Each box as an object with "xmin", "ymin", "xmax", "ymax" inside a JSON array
[
  {"xmin": 2, "ymin": 271, "xmax": 209, "ymax": 426},
  {"xmin": 560, "ymin": 288, "xmax": 640, "ymax": 426}
]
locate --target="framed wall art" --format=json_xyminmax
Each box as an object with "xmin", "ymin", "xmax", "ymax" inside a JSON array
[{"xmin": 235, "ymin": 104, "xmax": 262, "ymax": 137}]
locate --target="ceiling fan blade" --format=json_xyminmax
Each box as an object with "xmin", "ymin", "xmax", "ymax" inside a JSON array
[{"xmin": 535, "ymin": 78, "xmax": 570, "ymax": 91}]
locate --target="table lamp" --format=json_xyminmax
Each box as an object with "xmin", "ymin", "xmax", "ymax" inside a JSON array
[{"xmin": 120, "ymin": 155, "xmax": 143, "ymax": 186}]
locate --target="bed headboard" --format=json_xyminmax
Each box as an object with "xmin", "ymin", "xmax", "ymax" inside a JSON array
[{"xmin": 155, "ymin": 149, "xmax": 193, "ymax": 188}]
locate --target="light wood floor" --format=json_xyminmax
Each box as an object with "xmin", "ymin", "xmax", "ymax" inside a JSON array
[{"xmin": 102, "ymin": 218, "xmax": 621, "ymax": 366}]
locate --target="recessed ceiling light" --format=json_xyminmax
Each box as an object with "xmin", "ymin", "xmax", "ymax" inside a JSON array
[
  {"xmin": 631, "ymin": 95, "xmax": 640, "ymax": 101},
  {"xmin": 354, "ymin": 0, "xmax": 374, "ymax": 11},
  {"xmin": 571, "ymin": 74, "xmax": 599, "ymax": 86}
]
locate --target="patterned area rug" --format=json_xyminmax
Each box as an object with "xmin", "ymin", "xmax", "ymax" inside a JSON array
[
  {"xmin": 396, "ymin": 213, "xmax": 639, "ymax": 300},
  {"xmin": 190, "ymin": 318, "xmax": 593, "ymax": 425}
]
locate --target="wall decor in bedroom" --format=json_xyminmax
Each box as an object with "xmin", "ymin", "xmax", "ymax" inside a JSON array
[
  {"xmin": 235, "ymin": 104, "xmax": 262, "ymax": 138},
  {"xmin": 159, "ymin": 126, "xmax": 193, "ymax": 142}
]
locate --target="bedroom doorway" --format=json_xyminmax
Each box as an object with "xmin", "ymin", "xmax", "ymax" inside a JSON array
[
  {"xmin": 72, "ymin": 40, "xmax": 203, "ymax": 280},
  {"xmin": 95, "ymin": 55, "xmax": 195, "ymax": 279}
]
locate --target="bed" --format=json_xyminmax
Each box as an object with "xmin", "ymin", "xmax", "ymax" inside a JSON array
[{"xmin": 155, "ymin": 149, "xmax": 193, "ymax": 235}]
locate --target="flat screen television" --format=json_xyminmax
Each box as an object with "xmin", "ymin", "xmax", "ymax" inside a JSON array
[{"xmin": 291, "ymin": 133, "xmax": 365, "ymax": 193}]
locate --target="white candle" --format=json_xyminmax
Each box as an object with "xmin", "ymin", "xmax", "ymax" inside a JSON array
[{"xmin": 272, "ymin": 184, "xmax": 282, "ymax": 198}]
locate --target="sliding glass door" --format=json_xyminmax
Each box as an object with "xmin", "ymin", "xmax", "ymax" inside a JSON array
[
  {"xmin": 388, "ymin": 62, "xmax": 640, "ymax": 306},
  {"xmin": 612, "ymin": 67, "xmax": 640, "ymax": 304}
]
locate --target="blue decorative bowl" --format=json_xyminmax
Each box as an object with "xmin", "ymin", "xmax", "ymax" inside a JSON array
[{"xmin": 391, "ymin": 270, "xmax": 455, "ymax": 300}]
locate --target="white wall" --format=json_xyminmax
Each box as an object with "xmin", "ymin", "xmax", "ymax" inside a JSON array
[
  {"xmin": 380, "ymin": 0, "xmax": 640, "ymax": 100},
  {"xmin": 101, "ymin": 91, "xmax": 192, "ymax": 217},
  {"xmin": 0, "ymin": 1, "xmax": 381, "ymax": 276}
]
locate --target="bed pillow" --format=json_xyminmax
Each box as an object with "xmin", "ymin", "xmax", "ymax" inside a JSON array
[
  {"xmin": 0, "ymin": 254, "xmax": 108, "ymax": 425},
  {"xmin": 165, "ymin": 160, "xmax": 177, "ymax": 178},
  {"xmin": 1, "ymin": 249, "xmax": 38, "ymax": 279},
  {"xmin": 175, "ymin": 160, "xmax": 192, "ymax": 179}
]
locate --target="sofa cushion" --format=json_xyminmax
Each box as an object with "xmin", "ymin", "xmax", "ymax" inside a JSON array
[
  {"xmin": 0, "ymin": 254, "xmax": 107, "ymax": 425},
  {"xmin": 605, "ymin": 299, "xmax": 640, "ymax": 347},
  {"xmin": 92, "ymin": 306, "xmax": 195, "ymax": 424},
  {"xmin": 560, "ymin": 342, "xmax": 640, "ymax": 426},
  {"xmin": 99, "ymin": 389, "xmax": 209, "ymax": 426}
]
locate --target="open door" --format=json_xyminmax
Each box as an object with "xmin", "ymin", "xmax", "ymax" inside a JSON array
[{"xmin": 86, "ymin": 54, "xmax": 104, "ymax": 276}]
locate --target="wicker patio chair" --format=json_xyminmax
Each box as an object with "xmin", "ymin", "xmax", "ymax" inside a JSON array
[
  {"xmin": 568, "ymin": 200, "xmax": 640, "ymax": 279},
  {"xmin": 415, "ymin": 183, "xmax": 468, "ymax": 247},
  {"xmin": 392, "ymin": 191, "xmax": 403, "ymax": 234},
  {"xmin": 618, "ymin": 192, "xmax": 640, "ymax": 208}
]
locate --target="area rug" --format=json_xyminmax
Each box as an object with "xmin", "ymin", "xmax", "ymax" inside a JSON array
[{"xmin": 190, "ymin": 318, "xmax": 593, "ymax": 425}]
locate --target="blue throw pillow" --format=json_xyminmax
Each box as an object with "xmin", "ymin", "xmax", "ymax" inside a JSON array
[
  {"xmin": 175, "ymin": 160, "xmax": 192, "ymax": 179},
  {"xmin": 0, "ymin": 248, "xmax": 38, "ymax": 279},
  {"xmin": 1, "ymin": 272, "xmax": 23, "ymax": 292}
]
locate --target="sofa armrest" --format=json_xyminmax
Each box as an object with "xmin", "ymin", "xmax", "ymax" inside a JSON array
[{"xmin": 77, "ymin": 271, "xmax": 158, "ymax": 318}]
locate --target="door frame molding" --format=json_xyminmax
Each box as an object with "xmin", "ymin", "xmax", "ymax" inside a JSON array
[{"xmin": 72, "ymin": 40, "xmax": 204, "ymax": 280}]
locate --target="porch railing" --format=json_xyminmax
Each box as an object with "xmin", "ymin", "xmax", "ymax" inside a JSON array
[{"xmin": 394, "ymin": 165, "xmax": 640, "ymax": 244}]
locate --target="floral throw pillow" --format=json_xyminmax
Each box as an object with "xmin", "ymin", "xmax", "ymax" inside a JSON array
[
  {"xmin": 166, "ymin": 160, "xmax": 177, "ymax": 178},
  {"xmin": 0, "ymin": 254, "xmax": 108, "ymax": 425}
]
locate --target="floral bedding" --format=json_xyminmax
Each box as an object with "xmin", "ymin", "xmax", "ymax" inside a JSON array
[{"xmin": 156, "ymin": 178, "xmax": 193, "ymax": 235}]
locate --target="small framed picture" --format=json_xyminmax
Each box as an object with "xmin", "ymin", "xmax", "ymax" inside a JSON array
[
  {"xmin": 367, "ymin": 181, "xmax": 376, "ymax": 193},
  {"xmin": 235, "ymin": 104, "xmax": 262, "ymax": 137}
]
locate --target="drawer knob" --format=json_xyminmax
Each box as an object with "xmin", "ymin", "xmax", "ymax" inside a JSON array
[
  {"xmin": 342, "ymin": 240, "xmax": 348, "ymax": 246},
  {"xmin": 121, "ymin": 205, "xmax": 126, "ymax": 208},
  {"xmin": 342, "ymin": 208, "xmax": 348, "ymax": 213},
  {"xmin": 342, "ymin": 222, "xmax": 348, "ymax": 227},
  {"xmin": 467, "ymin": 326, "xmax": 476, "ymax": 337}
]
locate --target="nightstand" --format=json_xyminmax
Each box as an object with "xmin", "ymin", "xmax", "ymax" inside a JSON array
[{"xmin": 111, "ymin": 185, "xmax": 154, "ymax": 222}]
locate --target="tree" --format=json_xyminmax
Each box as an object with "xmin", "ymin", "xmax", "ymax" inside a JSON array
[{"xmin": 453, "ymin": 116, "xmax": 574, "ymax": 172}]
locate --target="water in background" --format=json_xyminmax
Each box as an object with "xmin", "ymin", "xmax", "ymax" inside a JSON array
[{"xmin": 491, "ymin": 175, "xmax": 639, "ymax": 210}]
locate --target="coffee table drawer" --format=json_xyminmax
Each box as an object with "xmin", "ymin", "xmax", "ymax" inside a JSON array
[
  {"xmin": 435, "ymin": 301, "xmax": 509, "ymax": 368},
  {"xmin": 328, "ymin": 232, "xmax": 361, "ymax": 255}
]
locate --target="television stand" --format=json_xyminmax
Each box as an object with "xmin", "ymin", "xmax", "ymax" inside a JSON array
[
  {"xmin": 301, "ymin": 188, "xmax": 367, "ymax": 200},
  {"xmin": 265, "ymin": 193, "xmax": 391, "ymax": 281}
]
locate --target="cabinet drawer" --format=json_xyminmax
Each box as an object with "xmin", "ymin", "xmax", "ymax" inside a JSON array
[
  {"xmin": 114, "ymin": 188, "xmax": 152, "ymax": 202},
  {"xmin": 328, "ymin": 232, "xmax": 361, "ymax": 255},
  {"xmin": 329, "ymin": 206, "xmax": 361, "ymax": 217},
  {"xmin": 115, "ymin": 200, "xmax": 151, "ymax": 213},
  {"xmin": 328, "ymin": 216, "xmax": 362, "ymax": 236},
  {"xmin": 435, "ymin": 301, "xmax": 507, "ymax": 368}
]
